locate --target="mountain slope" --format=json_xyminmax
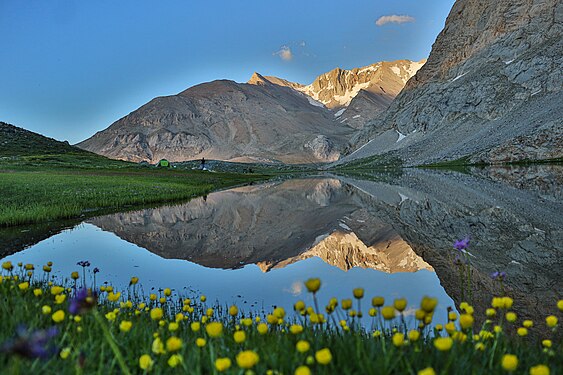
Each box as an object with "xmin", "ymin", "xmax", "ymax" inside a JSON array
[
  {"xmin": 78, "ymin": 80, "xmax": 354, "ymax": 164},
  {"xmin": 342, "ymin": 0, "xmax": 562, "ymax": 166},
  {"xmin": 0, "ymin": 122, "xmax": 78, "ymax": 156}
]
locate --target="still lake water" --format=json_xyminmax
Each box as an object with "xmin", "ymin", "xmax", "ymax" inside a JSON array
[{"xmin": 1, "ymin": 165, "xmax": 561, "ymax": 327}]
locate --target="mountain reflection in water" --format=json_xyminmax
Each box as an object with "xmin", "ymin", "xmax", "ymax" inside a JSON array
[{"xmin": 1, "ymin": 165, "xmax": 561, "ymax": 332}]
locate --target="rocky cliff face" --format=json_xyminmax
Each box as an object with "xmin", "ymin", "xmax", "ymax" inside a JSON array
[
  {"xmin": 78, "ymin": 80, "xmax": 354, "ymax": 164},
  {"xmin": 344, "ymin": 0, "xmax": 562, "ymax": 166},
  {"xmin": 253, "ymin": 60, "xmax": 425, "ymax": 129}
]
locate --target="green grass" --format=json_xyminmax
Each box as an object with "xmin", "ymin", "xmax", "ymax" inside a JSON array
[
  {"xmin": 0, "ymin": 123, "xmax": 270, "ymax": 227},
  {"xmin": 0, "ymin": 167, "xmax": 268, "ymax": 227},
  {"xmin": 330, "ymin": 154, "xmax": 403, "ymax": 171},
  {"xmin": 0, "ymin": 265, "xmax": 560, "ymax": 374}
]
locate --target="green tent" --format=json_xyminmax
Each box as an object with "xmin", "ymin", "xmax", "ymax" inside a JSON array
[{"xmin": 158, "ymin": 159, "xmax": 170, "ymax": 167}]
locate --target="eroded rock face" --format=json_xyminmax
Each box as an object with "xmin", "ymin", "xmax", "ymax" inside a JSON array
[
  {"xmin": 77, "ymin": 80, "xmax": 354, "ymax": 164},
  {"xmin": 346, "ymin": 0, "xmax": 562, "ymax": 165}
]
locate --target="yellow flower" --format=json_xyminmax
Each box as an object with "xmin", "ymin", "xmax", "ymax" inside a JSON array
[
  {"xmin": 273, "ymin": 306, "xmax": 286, "ymax": 319},
  {"xmin": 448, "ymin": 312, "xmax": 458, "ymax": 321},
  {"xmin": 159, "ymin": 297, "xmax": 166, "ymax": 304},
  {"xmin": 408, "ymin": 330, "xmax": 420, "ymax": 342},
  {"xmin": 196, "ymin": 338, "xmax": 206, "ymax": 347},
  {"xmin": 486, "ymin": 308, "xmax": 497, "ymax": 317},
  {"xmin": 119, "ymin": 320, "xmax": 132, "ymax": 333},
  {"xmin": 545, "ymin": 315, "xmax": 557, "ymax": 328},
  {"xmin": 229, "ymin": 305, "xmax": 238, "ymax": 316},
  {"xmin": 74, "ymin": 316, "xmax": 81, "ymax": 323},
  {"xmin": 2, "ymin": 261, "xmax": 13, "ymax": 271},
  {"xmin": 51, "ymin": 286, "xmax": 64, "ymax": 295},
  {"xmin": 43, "ymin": 265, "xmax": 51, "ymax": 272},
  {"xmin": 42, "ymin": 305, "xmax": 52, "ymax": 315},
  {"xmin": 167, "ymin": 354, "xmax": 183, "ymax": 368},
  {"xmin": 52, "ymin": 310, "xmax": 65, "ymax": 323},
  {"xmin": 55, "ymin": 294, "xmax": 66, "ymax": 304},
  {"xmin": 215, "ymin": 357, "xmax": 232, "ymax": 372},
  {"xmin": 236, "ymin": 350, "xmax": 259, "ymax": 369},
  {"xmin": 394, "ymin": 298, "xmax": 407, "ymax": 312},
  {"xmin": 372, "ymin": 296, "xmax": 385, "ymax": 307},
  {"xmin": 233, "ymin": 330, "xmax": 246, "ymax": 343},
  {"xmin": 420, "ymin": 296, "xmax": 438, "ymax": 313},
  {"xmin": 295, "ymin": 365, "xmax": 311, "ymax": 375},
  {"xmin": 206, "ymin": 308, "xmax": 214, "ymax": 317},
  {"xmin": 200, "ymin": 295, "xmax": 206, "ymax": 302},
  {"xmin": 152, "ymin": 337, "xmax": 165, "ymax": 354},
  {"xmin": 294, "ymin": 300, "xmax": 306, "ymax": 311},
  {"xmin": 105, "ymin": 312, "xmax": 117, "ymax": 321},
  {"xmin": 185, "ymin": 322, "xmax": 198, "ymax": 333},
  {"xmin": 517, "ymin": 327, "xmax": 528, "ymax": 337},
  {"xmin": 168, "ymin": 322, "xmax": 179, "ymax": 332},
  {"xmin": 107, "ymin": 292, "xmax": 121, "ymax": 302},
  {"xmin": 494, "ymin": 325, "xmax": 503, "ymax": 334},
  {"xmin": 206, "ymin": 322, "xmax": 223, "ymax": 338},
  {"xmin": 505, "ymin": 312, "xmax": 517, "ymax": 322},
  {"xmin": 341, "ymin": 299, "xmax": 352, "ymax": 310},
  {"xmin": 381, "ymin": 306, "xmax": 396, "ymax": 320},
  {"xmin": 257, "ymin": 323, "xmax": 268, "ymax": 335},
  {"xmin": 315, "ymin": 348, "xmax": 332, "ymax": 365},
  {"xmin": 18, "ymin": 281, "xmax": 29, "ymax": 291},
  {"xmin": 353, "ymin": 288, "xmax": 364, "ymax": 299},
  {"xmin": 475, "ymin": 342, "xmax": 485, "ymax": 351},
  {"xmin": 557, "ymin": 300, "xmax": 563, "ymax": 312},
  {"xmin": 492, "ymin": 296, "xmax": 513, "ymax": 309},
  {"xmin": 392, "ymin": 333, "xmax": 405, "ymax": 347},
  {"xmin": 150, "ymin": 308, "xmax": 163, "ymax": 321},
  {"xmin": 296, "ymin": 340, "xmax": 310, "ymax": 353},
  {"xmin": 290, "ymin": 324, "xmax": 304, "ymax": 335},
  {"xmin": 304, "ymin": 278, "xmax": 321, "ymax": 293},
  {"xmin": 166, "ymin": 336, "xmax": 182, "ymax": 352},
  {"xmin": 542, "ymin": 339, "xmax": 551, "ymax": 348},
  {"xmin": 164, "ymin": 288, "xmax": 172, "ymax": 296},
  {"xmin": 452, "ymin": 331, "xmax": 467, "ymax": 342},
  {"xmin": 418, "ymin": 368, "xmax": 436, "ymax": 375},
  {"xmin": 434, "ymin": 337, "xmax": 453, "ymax": 351},
  {"xmin": 459, "ymin": 314, "xmax": 474, "ymax": 330},
  {"xmin": 130, "ymin": 277, "xmax": 139, "ymax": 285},
  {"xmin": 501, "ymin": 354, "xmax": 518, "ymax": 372},
  {"xmin": 149, "ymin": 293, "xmax": 157, "ymax": 301},
  {"xmin": 435, "ymin": 324, "xmax": 443, "ymax": 332},
  {"xmin": 71, "ymin": 271, "xmax": 79, "ymax": 280},
  {"xmin": 523, "ymin": 320, "xmax": 533, "ymax": 328},
  {"xmin": 139, "ymin": 354, "xmax": 154, "ymax": 371},
  {"xmin": 529, "ymin": 364, "xmax": 550, "ymax": 375},
  {"xmin": 241, "ymin": 318, "xmax": 253, "ymax": 327},
  {"xmin": 60, "ymin": 347, "xmax": 71, "ymax": 360}
]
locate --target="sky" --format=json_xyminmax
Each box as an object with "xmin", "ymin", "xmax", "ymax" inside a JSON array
[{"xmin": 0, "ymin": 0, "xmax": 455, "ymax": 143}]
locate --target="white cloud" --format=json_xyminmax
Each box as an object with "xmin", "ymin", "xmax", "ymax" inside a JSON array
[
  {"xmin": 273, "ymin": 45, "xmax": 293, "ymax": 61},
  {"xmin": 375, "ymin": 15, "xmax": 415, "ymax": 26}
]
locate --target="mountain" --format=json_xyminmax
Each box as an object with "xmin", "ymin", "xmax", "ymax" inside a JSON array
[
  {"xmin": 342, "ymin": 0, "xmax": 562, "ymax": 166},
  {"xmin": 250, "ymin": 60, "xmax": 425, "ymax": 129},
  {"xmin": 78, "ymin": 59, "xmax": 424, "ymax": 164},
  {"xmin": 78, "ymin": 79, "xmax": 354, "ymax": 164}
]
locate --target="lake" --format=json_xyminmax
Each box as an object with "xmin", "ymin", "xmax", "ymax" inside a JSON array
[{"xmin": 1, "ymin": 165, "xmax": 561, "ymax": 329}]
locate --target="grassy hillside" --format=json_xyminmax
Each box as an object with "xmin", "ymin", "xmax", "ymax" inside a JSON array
[{"xmin": 0, "ymin": 122, "xmax": 269, "ymax": 227}]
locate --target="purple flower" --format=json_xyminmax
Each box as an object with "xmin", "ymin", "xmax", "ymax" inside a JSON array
[
  {"xmin": 77, "ymin": 260, "xmax": 90, "ymax": 268},
  {"xmin": 1, "ymin": 326, "xmax": 59, "ymax": 359},
  {"xmin": 453, "ymin": 237, "xmax": 470, "ymax": 251},
  {"xmin": 69, "ymin": 288, "xmax": 98, "ymax": 315},
  {"xmin": 93, "ymin": 267, "xmax": 100, "ymax": 274},
  {"xmin": 491, "ymin": 271, "xmax": 507, "ymax": 281}
]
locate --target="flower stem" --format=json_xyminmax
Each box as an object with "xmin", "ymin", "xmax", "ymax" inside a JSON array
[{"xmin": 93, "ymin": 309, "xmax": 131, "ymax": 375}]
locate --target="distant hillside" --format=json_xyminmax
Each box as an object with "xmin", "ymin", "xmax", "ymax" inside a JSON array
[{"xmin": 0, "ymin": 122, "xmax": 79, "ymax": 156}]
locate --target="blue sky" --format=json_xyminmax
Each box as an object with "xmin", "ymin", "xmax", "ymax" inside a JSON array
[{"xmin": 0, "ymin": 0, "xmax": 455, "ymax": 143}]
